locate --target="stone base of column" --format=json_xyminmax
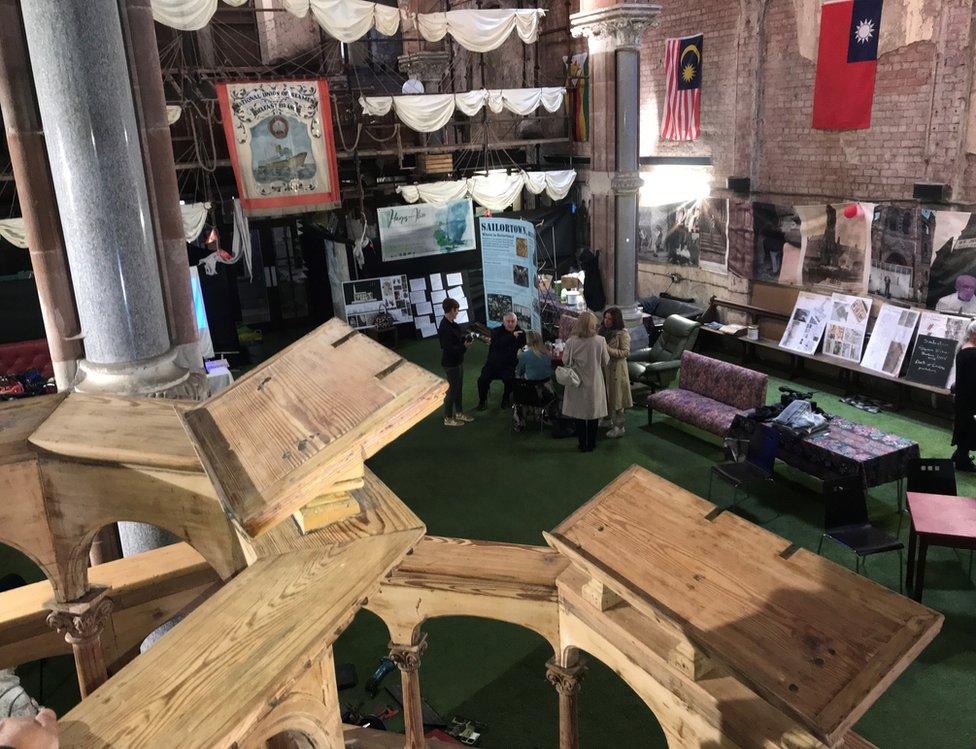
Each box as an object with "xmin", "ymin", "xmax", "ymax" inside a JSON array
[{"xmin": 73, "ymin": 347, "xmax": 204, "ymax": 399}]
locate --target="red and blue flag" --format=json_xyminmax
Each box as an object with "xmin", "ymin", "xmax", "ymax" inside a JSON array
[{"xmin": 812, "ymin": 0, "xmax": 884, "ymax": 130}]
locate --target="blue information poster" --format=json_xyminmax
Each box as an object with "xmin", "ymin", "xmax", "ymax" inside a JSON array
[{"xmin": 479, "ymin": 217, "xmax": 539, "ymax": 331}]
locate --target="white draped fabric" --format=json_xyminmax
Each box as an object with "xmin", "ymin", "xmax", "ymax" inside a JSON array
[
  {"xmin": 283, "ymin": 0, "xmax": 400, "ymax": 42},
  {"xmin": 151, "ymin": 0, "xmax": 247, "ymax": 32},
  {"xmin": 180, "ymin": 202, "xmax": 211, "ymax": 243},
  {"xmin": 166, "ymin": 105, "xmax": 182, "ymax": 125},
  {"xmin": 397, "ymin": 170, "xmax": 576, "ymax": 211},
  {"xmin": 150, "ymin": 0, "xmax": 543, "ymax": 52},
  {"xmin": 360, "ymin": 88, "xmax": 566, "ymax": 133},
  {"xmin": 414, "ymin": 8, "xmax": 545, "ymax": 51},
  {"xmin": 0, "ymin": 218, "xmax": 28, "ymax": 249},
  {"xmin": 1, "ymin": 203, "xmax": 214, "ymax": 249}
]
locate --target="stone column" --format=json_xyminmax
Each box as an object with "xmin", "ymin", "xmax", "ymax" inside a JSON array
[
  {"xmin": 0, "ymin": 0, "xmax": 83, "ymax": 390},
  {"xmin": 545, "ymin": 655, "xmax": 587, "ymax": 749},
  {"xmin": 388, "ymin": 633, "xmax": 428, "ymax": 749},
  {"xmin": 45, "ymin": 587, "xmax": 114, "ymax": 698},
  {"xmin": 572, "ymin": 3, "xmax": 660, "ymax": 307},
  {"xmin": 121, "ymin": 0, "xmax": 201, "ymax": 371},
  {"xmin": 397, "ymin": 51, "xmax": 450, "ymax": 94},
  {"xmin": 19, "ymin": 0, "xmax": 191, "ymax": 397}
]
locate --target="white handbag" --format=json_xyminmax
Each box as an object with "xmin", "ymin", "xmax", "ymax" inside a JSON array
[{"xmin": 555, "ymin": 365, "xmax": 581, "ymax": 388}]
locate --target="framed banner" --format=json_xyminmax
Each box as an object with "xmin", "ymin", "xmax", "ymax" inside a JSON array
[
  {"xmin": 479, "ymin": 217, "xmax": 540, "ymax": 332},
  {"xmin": 377, "ymin": 200, "xmax": 476, "ymax": 262},
  {"xmin": 217, "ymin": 79, "xmax": 340, "ymax": 216}
]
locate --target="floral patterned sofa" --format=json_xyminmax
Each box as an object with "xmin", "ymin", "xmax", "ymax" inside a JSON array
[{"xmin": 647, "ymin": 351, "xmax": 767, "ymax": 436}]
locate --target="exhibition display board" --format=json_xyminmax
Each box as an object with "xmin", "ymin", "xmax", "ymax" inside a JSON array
[{"xmin": 479, "ymin": 217, "xmax": 540, "ymax": 331}]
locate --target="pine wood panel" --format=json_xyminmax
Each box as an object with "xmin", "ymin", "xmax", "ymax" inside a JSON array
[
  {"xmin": 0, "ymin": 392, "xmax": 65, "ymax": 465},
  {"xmin": 246, "ymin": 467, "xmax": 425, "ymax": 561},
  {"xmin": 182, "ymin": 319, "xmax": 446, "ymax": 536},
  {"xmin": 28, "ymin": 393, "xmax": 200, "ymax": 471},
  {"xmin": 58, "ymin": 530, "xmax": 421, "ymax": 748},
  {"xmin": 548, "ymin": 465, "xmax": 942, "ymax": 747},
  {"xmin": 0, "ymin": 543, "xmax": 218, "ymax": 670}
]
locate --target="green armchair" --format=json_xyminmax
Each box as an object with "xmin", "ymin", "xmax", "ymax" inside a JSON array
[{"xmin": 627, "ymin": 314, "xmax": 702, "ymax": 390}]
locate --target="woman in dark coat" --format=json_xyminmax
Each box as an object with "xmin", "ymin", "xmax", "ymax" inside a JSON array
[{"xmin": 951, "ymin": 320, "xmax": 976, "ymax": 471}]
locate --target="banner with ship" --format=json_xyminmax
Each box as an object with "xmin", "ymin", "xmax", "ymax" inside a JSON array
[{"xmin": 217, "ymin": 79, "xmax": 340, "ymax": 216}]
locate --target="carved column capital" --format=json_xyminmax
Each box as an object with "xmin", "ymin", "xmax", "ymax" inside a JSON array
[
  {"xmin": 545, "ymin": 656, "xmax": 587, "ymax": 696},
  {"xmin": 389, "ymin": 633, "xmax": 428, "ymax": 673},
  {"xmin": 570, "ymin": 4, "xmax": 661, "ymax": 52},
  {"xmin": 611, "ymin": 171, "xmax": 645, "ymax": 195},
  {"xmin": 397, "ymin": 51, "xmax": 450, "ymax": 84},
  {"xmin": 46, "ymin": 587, "xmax": 114, "ymax": 645}
]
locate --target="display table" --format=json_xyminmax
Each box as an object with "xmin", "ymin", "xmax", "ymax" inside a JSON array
[
  {"xmin": 730, "ymin": 414, "xmax": 920, "ymax": 488},
  {"xmin": 906, "ymin": 491, "xmax": 976, "ymax": 601}
]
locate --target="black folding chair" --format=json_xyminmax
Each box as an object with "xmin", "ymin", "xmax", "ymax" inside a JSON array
[
  {"xmin": 818, "ymin": 474, "xmax": 904, "ymax": 592},
  {"xmin": 707, "ymin": 425, "xmax": 779, "ymax": 509},
  {"xmin": 510, "ymin": 378, "xmax": 556, "ymax": 433},
  {"xmin": 906, "ymin": 458, "xmax": 971, "ymax": 577}
]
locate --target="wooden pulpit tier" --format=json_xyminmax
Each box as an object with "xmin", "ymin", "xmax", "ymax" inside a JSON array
[{"xmin": 546, "ymin": 466, "xmax": 943, "ymax": 748}]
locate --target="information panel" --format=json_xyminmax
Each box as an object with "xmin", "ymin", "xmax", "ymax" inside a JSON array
[{"xmin": 479, "ymin": 217, "xmax": 539, "ymax": 331}]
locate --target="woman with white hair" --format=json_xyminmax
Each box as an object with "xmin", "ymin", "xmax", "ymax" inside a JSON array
[
  {"xmin": 951, "ymin": 319, "xmax": 976, "ymax": 471},
  {"xmin": 561, "ymin": 310, "xmax": 610, "ymax": 452}
]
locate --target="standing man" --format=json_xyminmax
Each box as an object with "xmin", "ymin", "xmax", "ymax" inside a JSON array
[
  {"xmin": 477, "ymin": 312, "xmax": 523, "ymax": 410},
  {"xmin": 438, "ymin": 298, "xmax": 474, "ymax": 427}
]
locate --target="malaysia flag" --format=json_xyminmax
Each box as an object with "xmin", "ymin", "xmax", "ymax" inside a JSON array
[
  {"xmin": 812, "ymin": 0, "xmax": 884, "ymax": 130},
  {"xmin": 661, "ymin": 34, "xmax": 703, "ymax": 141}
]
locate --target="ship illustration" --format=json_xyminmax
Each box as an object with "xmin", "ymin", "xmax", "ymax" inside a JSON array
[{"xmin": 259, "ymin": 145, "xmax": 307, "ymax": 170}]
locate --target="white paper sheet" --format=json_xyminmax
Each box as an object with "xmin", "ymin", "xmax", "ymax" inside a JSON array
[
  {"xmin": 448, "ymin": 286, "xmax": 464, "ymax": 298},
  {"xmin": 456, "ymin": 310, "xmax": 469, "ymax": 323},
  {"xmin": 431, "ymin": 289, "xmax": 448, "ymax": 304},
  {"xmin": 419, "ymin": 321, "xmax": 438, "ymax": 338},
  {"xmin": 409, "ymin": 278, "xmax": 427, "ymax": 292},
  {"xmin": 409, "ymin": 290, "xmax": 428, "ymax": 304},
  {"xmin": 413, "ymin": 316, "xmax": 427, "ymax": 329},
  {"xmin": 415, "ymin": 301, "xmax": 434, "ymax": 315},
  {"xmin": 446, "ymin": 272, "xmax": 463, "ymax": 286},
  {"xmin": 429, "ymin": 273, "xmax": 443, "ymax": 291},
  {"xmin": 458, "ymin": 297, "xmax": 469, "ymax": 311},
  {"xmin": 435, "ymin": 315, "xmax": 444, "ymax": 328}
]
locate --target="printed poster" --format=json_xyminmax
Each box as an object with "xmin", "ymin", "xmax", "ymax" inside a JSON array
[
  {"xmin": 799, "ymin": 203, "xmax": 873, "ymax": 294},
  {"xmin": 860, "ymin": 304, "xmax": 920, "ymax": 376},
  {"xmin": 868, "ymin": 206, "xmax": 932, "ymax": 304},
  {"xmin": 377, "ymin": 200, "xmax": 476, "ymax": 262},
  {"xmin": 779, "ymin": 291, "xmax": 832, "ymax": 355},
  {"xmin": 217, "ymin": 80, "xmax": 340, "ymax": 216},
  {"xmin": 822, "ymin": 293, "xmax": 872, "ymax": 362},
  {"xmin": 753, "ymin": 203, "xmax": 802, "ymax": 283},
  {"xmin": 342, "ymin": 275, "xmax": 411, "ymax": 329},
  {"xmin": 638, "ymin": 200, "xmax": 700, "ymax": 267},
  {"xmin": 927, "ymin": 210, "xmax": 976, "ymax": 315},
  {"xmin": 479, "ymin": 217, "xmax": 540, "ymax": 332},
  {"xmin": 906, "ymin": 309, "xmax": 970, "ymax": 388}
]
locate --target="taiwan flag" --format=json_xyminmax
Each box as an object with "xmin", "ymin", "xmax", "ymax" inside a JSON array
[{"xmin": 812, "ymin": 0, "xmax": 883, "ymax": 130}]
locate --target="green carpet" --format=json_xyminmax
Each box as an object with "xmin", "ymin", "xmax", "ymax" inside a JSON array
[
  {"xmin": 3, "ymin": 338, "xmax": 973, "ymax": 747},
  {"xmin": 334, "ymin": 338, "xmax": 976, "ymax": 748}
]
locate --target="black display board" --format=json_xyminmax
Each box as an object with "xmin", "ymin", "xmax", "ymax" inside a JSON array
[{"xmin": 905, "ymin": 334, "xmax": 957, "ymax": 387}]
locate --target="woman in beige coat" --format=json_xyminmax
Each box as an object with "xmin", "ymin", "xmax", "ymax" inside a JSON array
[
  {"xmin": 601, "ymin": 307, "xmax": 633, "ymax": 438},
  {"xmin": 561, "ymin": 311, "xmax": 610, "ymax": 452}
]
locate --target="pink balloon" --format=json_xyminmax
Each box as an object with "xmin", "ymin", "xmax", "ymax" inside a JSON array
[{"xmin": 843, "ymin": 204, "xmax": 859, "ymax": 219}]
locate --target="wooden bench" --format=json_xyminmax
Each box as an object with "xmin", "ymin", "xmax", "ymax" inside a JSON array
[{"xmin": 703, "ymin": 296, "xmax": 952, "ymax": 410}]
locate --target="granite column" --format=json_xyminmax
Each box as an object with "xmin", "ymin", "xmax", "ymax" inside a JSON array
[{"xmin": 19, "ymin": 0, "xmax": 191, "ymax": 397}]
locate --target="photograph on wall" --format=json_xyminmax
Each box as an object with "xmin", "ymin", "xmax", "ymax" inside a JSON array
[
  {"xmin": 216, "ymin": 79, "xmax": 341, "ymax": 216},
  {"xmin": 480, "ymin": 217, "xmax": 540, "ymax": 331},
  {"xmin": 565, "ymin": 52, "xmax": 589, "ymax": 142},
  {"xmin": 727, "ymin": 197, "xmax": 755, "ymax": 278},
  {"xmin": 341, "ymin": 274, "xmax": 411, "ymax": 329},
  {"xmin": 799, "ymin": 204, "xmax": 872, "ymax": 293},
  {"xmin": 753, "ymin": 203, "xmax": 801, "ymax": 283},
  {"xmin": 377, "ymin": 199, "xmax": 476, "ymax": 262},
  {"xmin": 779, "ymin": 291, "xmax": 832, "ymax": 355},
  {"xmin": 860, "ymin": 303, "xmax": 920, "ymax": 376},
  {"xmin": 867, "ymin": 206, "xmax": 932, "ymax": 303},
  {"xmin": 698, "ymin": 197, "xmax": 729, "ymax": 273},
  {"xmin": 638, "ymin": 200, "xmax": 700, "ymax": 267},
  {"xmin": 926, "ymin": 211, "xmax": 976, "ymax": 315},
  {"xmin": 906, "ymin": 310, "xmax": 970, "ymax": 388},
  {"xmin": 821, "ymin": 293, "xmax": 872, "ymax": 362}
]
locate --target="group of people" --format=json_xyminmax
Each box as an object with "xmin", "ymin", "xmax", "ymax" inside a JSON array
[{"xmin": 437, "ymin": 297, "xmax": 633, "ymax": 452}]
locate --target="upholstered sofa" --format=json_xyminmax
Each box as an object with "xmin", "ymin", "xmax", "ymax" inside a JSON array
[
  {"xmin": 647, "ymin": 351, "xmax": 767, "ymax": 436},
  {"xmin": 0, "ymin": 339, "xmax": 53, "ymax": 379}
]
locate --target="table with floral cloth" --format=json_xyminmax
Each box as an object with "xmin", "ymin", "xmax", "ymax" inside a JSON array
[{"xmin": 729, "ymin": 414, "xmax": 920, "ymax": 488}]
